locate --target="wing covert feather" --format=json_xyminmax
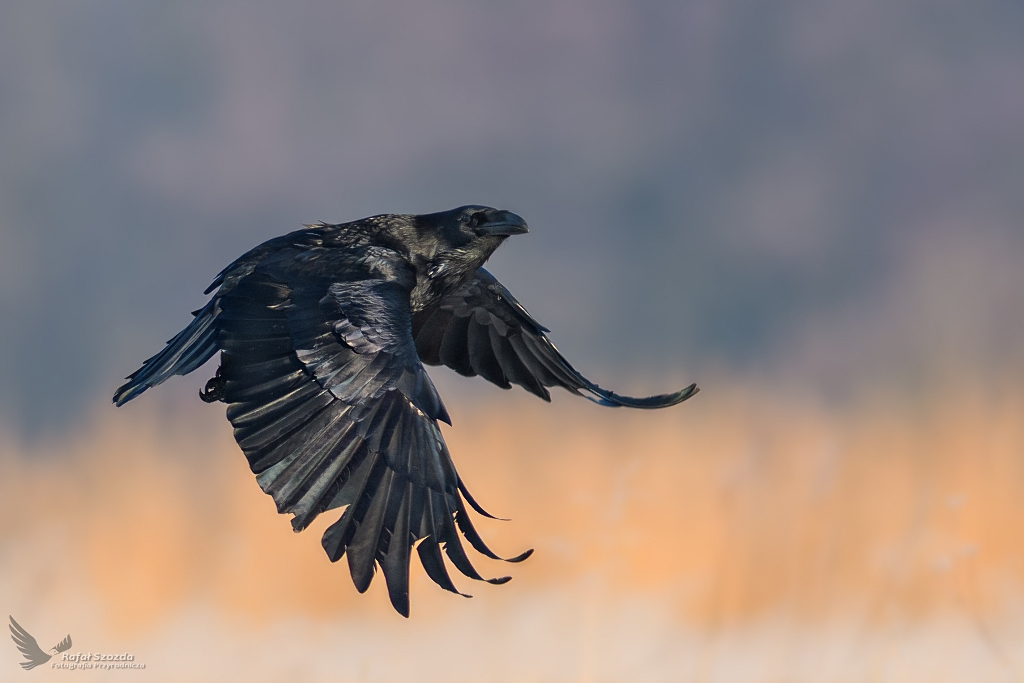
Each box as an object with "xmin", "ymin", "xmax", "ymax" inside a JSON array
[{"xmin": 412, "ymin": 268, "xmax": 698, "ymax": 408}]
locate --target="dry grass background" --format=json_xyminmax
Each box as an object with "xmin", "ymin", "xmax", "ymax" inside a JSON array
[{"xmin": 2, "ymin": 375, "xmax": 1023, "ymax": 682}]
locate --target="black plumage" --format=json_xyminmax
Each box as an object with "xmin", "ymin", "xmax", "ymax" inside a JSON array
[{"xmin": 113, "ymin": 205, "xmax": 698, "ymax": 616}]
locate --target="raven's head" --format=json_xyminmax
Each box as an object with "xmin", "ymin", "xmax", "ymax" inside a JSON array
[{"xmin": 408, "ymin": 204, "xmax": 528, "ymax": 281}]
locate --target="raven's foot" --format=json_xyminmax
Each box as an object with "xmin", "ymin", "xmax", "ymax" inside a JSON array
[{"xmin": 200, "ymin": 367, "xmax": 226, "ymax": 403}]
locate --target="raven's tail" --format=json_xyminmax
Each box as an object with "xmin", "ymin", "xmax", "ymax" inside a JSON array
[{"xmin": 113, "ymin": 299, "xmax": 220, "ymax": 406}]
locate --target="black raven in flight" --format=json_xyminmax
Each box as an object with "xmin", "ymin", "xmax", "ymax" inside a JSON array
[{"xmin": 113, "ymin": 206, "xmax": 697, "ymax": 616}]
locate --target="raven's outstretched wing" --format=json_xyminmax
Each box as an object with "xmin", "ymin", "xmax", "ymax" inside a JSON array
[
  {"xmin": 9, "ymin": 617, "xmax": 51, "ymax": 670},
  {"xmin": 112, "ymin": 298, "xmax": 219, "ymax": 406},
  {"xmin": 216, "ymin": 269, "xmax": 530, "ymax": 617},
  {"xmin": 112, "ymin": 227, "xmax": 325, "ymax": 407},
  {"xmin": 412, "ymin": 268, "xmax": 698, "ymax": 407}
]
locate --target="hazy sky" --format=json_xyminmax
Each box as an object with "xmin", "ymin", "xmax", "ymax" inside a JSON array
[{"xmin": 1, "ymin": 0, "xmax": 1022, "ymax": 434}]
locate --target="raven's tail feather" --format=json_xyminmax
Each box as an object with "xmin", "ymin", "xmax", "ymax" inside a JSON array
[{"xmin": 113, "ymin": 299, "xmax": 219, "ymax": 406}]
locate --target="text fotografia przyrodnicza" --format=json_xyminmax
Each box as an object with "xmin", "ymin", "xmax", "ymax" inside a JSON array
[{"xmin": 51, "ymin": 652, "xmax": 145, "ymax": 670}]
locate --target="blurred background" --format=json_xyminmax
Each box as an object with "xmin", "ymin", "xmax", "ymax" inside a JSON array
[{"xmin": 1, "ymin": 0, "xmax": 1023, "ymax": 680}]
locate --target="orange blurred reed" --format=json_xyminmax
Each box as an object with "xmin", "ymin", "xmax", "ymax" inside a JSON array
[{"xmin": 1, "ymin": 376, "xmax": 1023, "ymax": 680}]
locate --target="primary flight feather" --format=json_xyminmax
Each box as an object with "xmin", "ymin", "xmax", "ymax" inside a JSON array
[{"xmin": 113, "ymin": 205, "xmax": 698, "ymax": 616}]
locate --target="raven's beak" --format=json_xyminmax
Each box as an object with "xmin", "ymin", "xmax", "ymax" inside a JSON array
[{"xmin": 479, "ymin": 212, "xmax": 529, "ymax": 236}]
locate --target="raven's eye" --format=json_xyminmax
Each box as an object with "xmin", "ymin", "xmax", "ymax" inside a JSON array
[{"xmin": 467, "ymin": 211, "xmax": 488, "ymax": 229}]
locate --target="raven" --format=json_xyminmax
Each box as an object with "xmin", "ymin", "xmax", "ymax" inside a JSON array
[{"xmin": 113, "ymin": 205, "xmax": 697, "ymax": 616}]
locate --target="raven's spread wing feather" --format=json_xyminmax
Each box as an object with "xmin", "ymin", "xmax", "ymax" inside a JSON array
[
  {"xmin": 413, "ymin": 268, "xmax": 698, "ymax": 407},
  {"xmin": 8, "ymin": 617, "xmax": 51, "ymax": 670},
  {"xmin": 112, "ymin": 227, "xmax": 328, "ymax": 407},
  {"xmin": 112, "ymin": 298, "xmax": 219, "ymax": 406},
  {"xmin": 217, "ymin": 269, "xmax": 530, "ymax": 617}
]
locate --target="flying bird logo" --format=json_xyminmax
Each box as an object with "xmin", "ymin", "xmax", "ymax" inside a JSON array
[
  {"xmin": 113, "ymin": 206, "xmax": 699, "ymax": 616},
  {"xmin": 9, "ymin": 617, "xmax": 72, "ymax": 671}
]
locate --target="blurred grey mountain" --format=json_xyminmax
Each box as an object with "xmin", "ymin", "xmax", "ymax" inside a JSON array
[{"xmin": 1, "ymin": 0, "xmax": 1023, "ymax": 435}]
